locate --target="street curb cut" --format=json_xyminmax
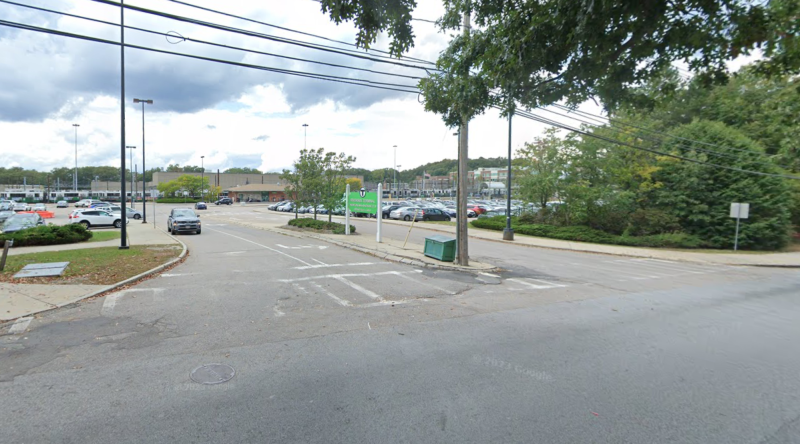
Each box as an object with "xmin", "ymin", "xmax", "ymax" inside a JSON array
[{"xmin": 4, "ymin": 230, "xmax": 188, "ymax": 323}]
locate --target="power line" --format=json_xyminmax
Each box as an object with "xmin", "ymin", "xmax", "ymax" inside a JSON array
[
  {"xmin": 0, "ymin": 19, "xmax": 422, "ymax": 94},
  {"xmin": 89, "ymin": 0, "xmax": 438, "ymax": 71},
  {"xmin": 536, "ymin": 106, "xmax": 789, "ymax": 170},
  {"xmin": 165, "ymin": 0, "xmax": 438, "ymax": 66},
  {"xmin": 0, "ymin": 0, "xmax": 426, "ymax": 81},
  {"xmin": 508, "ymin": 107, "xmax": 800, "ymax": 180}
]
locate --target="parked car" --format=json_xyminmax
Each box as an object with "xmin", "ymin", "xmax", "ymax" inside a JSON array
[
  {"xmin": 268, "ymin": 202, "xmax": 283, "ymax": 210},
  {"xmin": 195, "ymin": 202, "xmax": 208, "ymax": 210},
  {"xmin": 478, "ymin": 209, "xmax": 509, "ymax": 219},
  {"xmin": 167, "ymin": 208, "xmax": 201, "ymax": 234},
  {"xmin": 90, "ymin": 202, "xmax": 112, "ymax": 209},
  {"xmin": 389, "ymin": 207, "xmax": 421, "ymax": 221},
  {"xmin": 382, "ymin": 205, "xmax": 403, "ymax": 219},
  {"xmin": 95, "ymin": 205, "xmax": 143, "ymax": 220},
  {"xmin": 56, "ymin": 200, "xmax": 69, "ymax": 208},
  {"xmin": 0, "ymin": 201, "xmax": 13, "ymax": 211},
  {"xmin": 76, "ymin": 199, "xmax": 103, "ymax": 208},
  {"xmin": 1, "ymin": 213, "xmax": 45, "ymax": 233},
  {"xmin": 69, "ymin": 210, "xmax": 128, "ymax": 229},
  {"xmin": 12, "ymin": 202, "xmax": 31, "ymax": 212},
  {"xmin": 32, "ymin": 204, "xmax": 47, "ymax": 212},
  {"xmin": 215, "ymin": 197, "xmax": 233, "ymax": 205},
  {"xmin": 0, "ymin": 210, "xmax": 16, "ymax": 224},
  {"xmin": 278, "ymin": 202, "xmax": 295, "ymax": 212}
]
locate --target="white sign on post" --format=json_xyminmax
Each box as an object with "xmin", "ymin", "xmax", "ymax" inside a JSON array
[
  {"xmin": 730, "ymin": 203, "xmax": 750, "ymax": 219},
  {"xmin": 730, "ymin": 202, "xmax": 750, "ymax": 251}
]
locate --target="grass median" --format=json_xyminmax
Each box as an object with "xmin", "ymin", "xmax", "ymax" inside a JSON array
[
  {"xmin": 0, "ymin": 245, "xmax": 182, "ymax": 285},
  {"xmin": 86, "ymin": 230, "xmax": 121, "ymax": 243}
]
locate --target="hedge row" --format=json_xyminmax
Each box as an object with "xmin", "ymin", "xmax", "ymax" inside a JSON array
[
  {"xmin": 156, "ymin": 198, "xmax": 205, "ymax": 203},
  {"xmin": 472, "ymin": 216, "xmax": 704, "ymax": 249},
  {"xmin": 288, "ymin": 218, "xmax": 355, "ymax": 234},
  {"xmin": 0, "ymin": 224, "xmax": 92, "ymax": 247}
]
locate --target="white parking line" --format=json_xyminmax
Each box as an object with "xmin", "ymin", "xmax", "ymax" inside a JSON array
[
  {"xmin": 310, "ymin": 282, "xmax": 352, "ymax": 306},
  {"xmin": 617, "ymin": 259, "xmax": 708, "ymax": 274},
  {"xmin": 294, "ymin": 262, "xmax": 379, "ymax": 270},
  {"xmin": 570, "ymin": 262, "xmax": 658, "ymax": 280},
  {"xmin": 332, "ymin": 276, "xmax": 382, "ymax": 300},
  {"xmin": 8, "ymin": 317, "xmax": 32, "ymax": 334},
  {"xmin": 392, "ymin": 271, "xmax": 456, "ymax": 295},
  {"xmin": 101, "ymin": 288, "xmax": 163, "ymax": 315},
  {"xmin": 278, "ymin": 269, "xmax": 422, "ymax": 283},
  {"xmin": 207, "ymin": 228, "xmax": 312, "ymax": 266},
  {"xmin": 506, "ymin": 278, "xmax": 565, "ymax": 290}
]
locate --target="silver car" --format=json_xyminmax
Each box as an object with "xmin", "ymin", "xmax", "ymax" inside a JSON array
[{"xmin": 389, "ymin": 206, "xmax": 422, "ymax": 221}]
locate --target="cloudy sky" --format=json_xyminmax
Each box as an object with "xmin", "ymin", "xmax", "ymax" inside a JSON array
[{"xmin": 1, "ymin": 0, "xmax": 587, "ymax": 175}]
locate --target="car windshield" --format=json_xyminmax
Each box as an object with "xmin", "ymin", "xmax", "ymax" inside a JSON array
[
  {"xmin": 173, "ymin": 209, "xmax": 197, "ymax": 218},
  {"xmin": 3, "ymin": 215, "xmax": 36, "ymax": 229}
]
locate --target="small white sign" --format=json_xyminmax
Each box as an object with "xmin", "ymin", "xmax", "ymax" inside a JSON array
[{"xmin": 730, "ymin": 203, "xmax": 750, "ymax": 219}]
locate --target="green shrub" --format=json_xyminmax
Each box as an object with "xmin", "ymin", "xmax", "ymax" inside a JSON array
[
  {"xmin": 626, "ymin": 208, "xmax": 681, "ymax": 236},
  {"xmin": 0, "ymin": 224, "xmax": 92, "ymax": 247},
  {"xmin": 471, "ymin": 216, "xmax": 704, "ymax": 249},
  {"xmin": 288, "ymin": 218, "xmax": 355, "ymax": 234},
  {"xmin": 156, "ymin": 198, "xmax": 205, "ymax": 204}
]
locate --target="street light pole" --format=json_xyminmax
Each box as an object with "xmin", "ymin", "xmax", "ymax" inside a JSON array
[
  {"xmin": 503, "ymin": 112, "xmax": 514, "ymax": 241},
  {"xmin": 133, "ymin": 98, "xmax": 153, "ymax": 223},
  {"xmin": 393, "ymin": 145, "xmax": 397, "ymax": 195},
  {"xmin": 72, "ymin": 124, "xmax": 79, "ymax": 192},
  {"xmin": 201, "ymin": 155, "xmax": 205, "ymax": 200},
  {"xmin": 126, "ymin": 146, "xmax": 136, "ymax": 207},
  {"xmin": 119, "ymin": 0, "xmax": 128, "ymax": 249},
  {"xmin": 302, "ymin": 123, "xmax": 308, "ymax": 149}
]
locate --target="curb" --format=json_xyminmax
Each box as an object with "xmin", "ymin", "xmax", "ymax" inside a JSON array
[
  {"xmin": 3, "ymin": 229, "xmax": 188, "ymax": 323},
  {"xmin": 281, "ymin": 213, "xmax": 800, "ymax": 268}
]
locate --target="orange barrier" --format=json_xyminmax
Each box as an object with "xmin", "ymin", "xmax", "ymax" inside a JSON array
[{"xmin": 19, "ymin": 211, "xmax": 55, "ymax": 218}]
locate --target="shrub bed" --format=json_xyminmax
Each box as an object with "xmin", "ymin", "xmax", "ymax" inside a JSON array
[
  {"xmin": 156, "ymin": 198, "xmax": 205, "ymax": 203},
  {"xmin": 288, "ymin": 218, "xmax": 355, "ymax": 234},
  {"xmin": 0, "ymin": 224, "xmax": 92, "ymax": 247},
  {"xmin": 471, "ymin": 216, "xmax": 703, "ymax": 249}
]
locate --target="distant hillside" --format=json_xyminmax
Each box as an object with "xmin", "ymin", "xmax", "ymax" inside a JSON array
[{"xmin": 399, "ymin": 156, "xmax": 508, "ymax": 181}]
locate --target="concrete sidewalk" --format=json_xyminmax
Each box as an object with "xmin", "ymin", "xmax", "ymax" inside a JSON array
[
  {"xmin": 252, "ymin": 211, "xmax": 800, "ymax": 267},
  {"xmin": 1, "ymin": 223, "xmax": 184, "ymax": 322}
]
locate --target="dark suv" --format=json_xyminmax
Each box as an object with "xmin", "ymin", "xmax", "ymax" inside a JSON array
[{"xmin": 215, "ymin": 197, "xmax": 233, "ymax": 205}]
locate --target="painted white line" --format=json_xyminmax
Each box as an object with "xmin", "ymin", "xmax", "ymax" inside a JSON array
[
  {"xmin": 207, "ymin": 228, "xmax": 311, "ymax": 266},
  {"xmin": 359, "ymin": 300, "xmax": 411, "ymax": 308},
  {"xmin": 624, "ymin": 259, "xmax": 709, "ymax": 274},
  {"xmin": 507, "ymin": 278, "xmax": 563, "ymax": 290},
  {"xmin": 332, "ymin": 276, "xmax": 382, "ymax": 300},
  {"xmin": 480, "ymin": 272, "xmax": 500, "ymax": 278},
  {"xmin": 292, "ymin": 283, "xmax": 309, "ymax": 294},
  {"xmin": 277, "ymin": 269, "xmax": 421, "ymax": 283},
  {"xmin": 391, "ymin": 271, "xmax": 456, "ymax": 295},
  {"xmin": 312, "ymin": 258, "xmax": 327, "ymax": 265},
  {"xmin": 276, "ymin": 244, "xmax": 328, "ymax": 250},
  {"xmin": 569, "ymin": 262, "xmax": 657, "ymax": 280},
  {"xmin": 161, "ymin": 273, "xmax": 194, "ymax": 278},
  {"xmin": 525, "ymin": 278, "xmax": 566, "ymax": 288},
  {"xmin": 9, "ymin": 317, "xmax": 32, "ymax": 334},
  {"xmin": 223, "ymin": 251, "xmax": 247, "ymax": 256},
  {"xmin": 101, "ymin": 292, "xmax": 123, "ymax": 315},
  {"xmin": 368, "ymin": 322, "xmax": 371, "ymax": 330},
  {"xmin": 310, "ymin": 282, "xmax": 351, "ymax": 306},
  {"xmin": 293, "ymin": 262, "xmax": 378, "ymax": 270}
]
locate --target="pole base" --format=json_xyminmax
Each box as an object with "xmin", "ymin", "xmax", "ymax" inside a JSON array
[
  {"xmin": 118, "ymin": 246, "xmax": 130, "ymax": 250},
  {"xmin": 141, "ymin": 220, "xmax": 148, "ymax": 224},
  {"xmin": 503, "ymin": 228, "xmax": 514, "ymax": 241}
]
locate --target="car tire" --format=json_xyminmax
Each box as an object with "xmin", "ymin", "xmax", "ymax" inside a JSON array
[
  {"xmin": 423, "ymin": 216, "xmax": 430, "ymax": 222},
  {"xmin": 403, "ymin": 215, "xmax": 411, "ymax": 221},
  {"xmin": 382, "ymin": 213, "xmax": 388, "ymax": 219},
  {"xmin": 167, "ymin": 224, "xmax": 171, "ymax": 233},
  {"xmin": 113, "ymin": 220, "xmax": 122, "ymax": 228},
  {"xmin": 81, "ymin": 221, "xmax": 91, "ymax": 229},
  {"xmin": 196, "ymin": 229, "xmax": 201, "ymax": 235},
  {"xmin": 445, "ymin": 217, "xmax": 451, "ymax": 221},
  {"xmin": 133, "ymin": 214, "xmax": 141, "ymax": 220}
]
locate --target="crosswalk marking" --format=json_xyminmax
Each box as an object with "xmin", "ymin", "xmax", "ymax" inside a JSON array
[{"xmin": 506, "ymin": 278, "xmax": 565, "ymax": 290}]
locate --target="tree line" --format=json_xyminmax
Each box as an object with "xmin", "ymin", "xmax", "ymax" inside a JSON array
[
  {"xmin": 281, "ymin": 148, "xmax": 358, "ymax": 222},
  {"xmin": 513, "ymin": 67, "xmax": 799, "ymax": 251}
]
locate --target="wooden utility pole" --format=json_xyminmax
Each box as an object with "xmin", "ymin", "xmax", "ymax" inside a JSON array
[{"xmin": 456, "ymin": 5, "xmax": 471, "ymax": 266}]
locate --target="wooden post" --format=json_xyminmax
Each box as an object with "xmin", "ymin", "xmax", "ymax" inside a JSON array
[{"xmin": 0, "ymin": 240, "xmax": 13, "ymax": 271}]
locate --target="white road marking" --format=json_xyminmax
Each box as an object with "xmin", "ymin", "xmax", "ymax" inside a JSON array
[
  {"xmin": 101, "ymin": 288, "xmax": 163, "ymax": 315},
  {"xmin": 293, "ymin": 262, "xmax": 379, "ymax": 270},
  {"xmin": 276, "ymin": 244, "xmax": 328, "ymax": 250},
  {"xmin": 359, "ymin": 300, "xmax": 411, "ymax": 307},
  {"xmin": 312, "ymin": 258, "xmax": 327, "ymax": 265},
  {"xmin": 207, "ymin": 228, "xmax": 311, "ymax": 266},
  {"xmin": 507, "ymin": 278, "xmax": 565, "ymax": 290},
  {"xmin": 310, "ymin": 282, "xmax": 351, "ymax": 306},
  {"xmin": 292, "ymin": 283, "xmax": 309, "ymax": 294},
  {"xmin": 368, "ymin": 322, "xmax": 371, "ymax": 330},
  {"xmin": 332, "ymin": 276, "xmax": 382, "ymax": 300},
  {"xmin": 480, "ymin": 272, "xmax": 500, "ymax": 278},
  {"xmin": 620, "ymin": 259, "xmax": 708, "ymax": 274},
  {"xmin": 277, "ymin": 269, "xmax": 422, "ymax": 283},
  {"xmin": 223, "ymin": 251, "xmax": 247, "ymax": 256},
  {"xmin": 161, "ymin": 273, "xmax": 194, "ymax": 278},
  {"xmin": 391, "ymin": 271, "xmax": 456, "ymax": 295},
  {"xmin": 569, "ymin": 262, "xmax": 658, "ymax": 280},
  {"xmin": 9, "ymin": 317, "xmax": 32, "ymax": 334}
]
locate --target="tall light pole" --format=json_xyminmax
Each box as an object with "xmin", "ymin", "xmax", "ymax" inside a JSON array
[
  {"xmin": 72, "ymin": 123, "xmax": 80, "ymax": 191},
  {"xmin": 302, "ymin": 123, "xmax": 308, "ymax": 149},
  {"xmin": 504, "ymin": 112, "xmax": 514, "ymax": 241},
  {"xmin": 393, "ymin": 145, "xmax": 397, "ymax": 194},
  {"xmin": 133, "ymin": 98, "xmax": 153, "ymax": 223},
  {"xmin": 126, "ymin": 146, "xmax": 136, "ymax": 207},
  {"xmin": 200, "ymin": 155, "xmax": 205, "ymax": 200},
  {"xmin": 119, "ymin": 0, "xmax": 128, "ymax": 249}
]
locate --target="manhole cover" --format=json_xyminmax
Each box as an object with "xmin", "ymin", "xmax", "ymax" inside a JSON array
[{"xmin": 190, "ymin": 363, "xmax": 235, "ymax": 385}]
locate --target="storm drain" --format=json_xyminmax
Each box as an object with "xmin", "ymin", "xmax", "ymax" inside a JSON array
[{"xmin": 190, "ymin": 363, "xmax": 236, "ymax": 385}]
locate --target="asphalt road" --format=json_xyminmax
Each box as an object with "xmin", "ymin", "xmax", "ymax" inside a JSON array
[{"xmin": 2, "ymin": 204, "xmax": 799, "ymax": 443}]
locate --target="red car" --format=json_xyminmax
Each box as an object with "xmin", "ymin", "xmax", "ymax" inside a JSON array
[{"xmin": 469, "ymin": 205, "xmax": 489, "ymax": 215}]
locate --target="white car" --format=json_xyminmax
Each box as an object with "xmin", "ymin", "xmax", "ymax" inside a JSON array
[
  {"xmin": 56, "ymin": 200, "xmax": 69, "ymax": 208},
  {"xmin": 12, "ymin": 202, "xmax": 31, "ymax": 211},
  {"xmin": 69, "ymin": 209, "xmax": 128, "ymax": 229},
  {"xmin": 96, "ymin": 205, "xmax": 143, "ymax": 220}
]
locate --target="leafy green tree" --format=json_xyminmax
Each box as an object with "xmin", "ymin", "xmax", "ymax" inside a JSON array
[
  {"xmin": 224, "ymin": 167, "xmax": 263, "ymax": 174},
  {"xmin": 281, "ymin": 149, "xmax": 325, "ymax": 219},
  {"xmin": 321, "ymin": 151, "xmax": 356, "ymax": 222},
  {"xmin": 157, "ymin": 175, "xmax": 208, "ymax": 198},
  {"xmin": 514, "ymin": 128, "xmax": 568, "ymax": 209}
]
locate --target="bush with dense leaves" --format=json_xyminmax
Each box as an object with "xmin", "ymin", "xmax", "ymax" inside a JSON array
[
  {"xmin": 288, "ymin": 218, "xmax": 355, "ymax": 234},
  {"xmin": 625, "ymin": 208, "xmax": 682, "ymax": 236},
  {"xmin": 0, "ymin": 224, "xmax": 92, "ymax": 247},
  {"xmin": 471, "ymin": 216, "xmax": 703, "ymax": 249}
]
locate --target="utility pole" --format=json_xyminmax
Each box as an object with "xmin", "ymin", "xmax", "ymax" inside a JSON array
[
  {"xmin": 72, "ymin": 124, "xmax": 79, "ymax": 191},
  {"xmin": 393, "ymin": 145, "xmax": 397, "ymax": 195},
  {"xmin": 303, "ymin": 123, "xmax": 309, "ymax": 149},
  {"xmin": 503, "ymin": 112, "xmax": 514, "ymax": 241},
  {"xmin": 127, "ymin": 146, "xmax": 136, "ymax": 207},
  {"xmin": 133, "ymin": 98, "xmax": 153, "ymax": 223},
  {"xmin": 456, "ymin": 5, "xmax": 471, "ymax": 266},
  {"xmin": 119, "ymin": 0, "xmax": 128, "ymax": 249}
]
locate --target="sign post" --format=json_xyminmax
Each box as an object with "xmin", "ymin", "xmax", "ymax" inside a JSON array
[
  {"xmin": 730, "ymin": 202, "xmax": 750, "ymax": 251},
  {"xmin": 345, "ymin": 184, "xmax": 350, "ymax": 235},
  {"xmin": 376, "ymin": 183, "xmax": 382, "ymax": 243}
]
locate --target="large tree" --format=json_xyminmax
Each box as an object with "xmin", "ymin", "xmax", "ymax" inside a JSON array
[{"xmin": 322, "ymin": 0, "xmax": 798, "ymax": 124}]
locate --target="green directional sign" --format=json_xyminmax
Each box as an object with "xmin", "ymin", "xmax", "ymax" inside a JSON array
[{"xmin": 349, "ymin": 190, "xmax": 378, "ymax": 214}]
